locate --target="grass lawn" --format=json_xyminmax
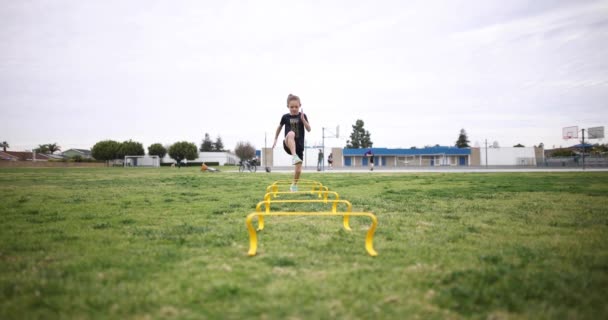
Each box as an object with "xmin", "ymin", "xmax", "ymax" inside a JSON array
[{"xmin": 1, "ymin": 168, "xmax": 607, "ymax": 319}]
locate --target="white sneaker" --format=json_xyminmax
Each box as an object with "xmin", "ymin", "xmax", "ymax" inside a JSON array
[
  {"xmin": 292, "ymin": 155, "xmax": 302, "ymax": 165},
  {"xmin": 290, "ymin": 184, "xmax": 298, "ymax": 192}
]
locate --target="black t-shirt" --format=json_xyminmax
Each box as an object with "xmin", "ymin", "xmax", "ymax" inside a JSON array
[{"xmin": 280, "ymin": 113, "xmax": 308, "ymax": 147}]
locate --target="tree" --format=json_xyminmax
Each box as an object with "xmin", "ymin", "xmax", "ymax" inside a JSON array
[
  {"xmin": 148, "ymin": 143, "xmax": 167, "ymax": 159},
  {"xmin": 168, "ymin": 141, "xmax": 198, "ymax": 162},
  {"xmin": 551, "ymin": 149, "xmax": 575, "ymax": 157},
  {"xmin": 513, "ymin": 143, "xmax": 525, "ymax": 147},
  {"xmin": 47, "ymin": 143, "xmax": 61, "ymax": 154},
  {"xmin": 34, "ymin": 144, "xmax": 50, "ymax": 154},
  {"xmin": 119, "ymin": 140, "xmax": 145, "ymax": 158},
  {"xmin": 492, "ymin": 141, "xmax": 500, "ymax": 148},
  {"xmin": 538, "ymin": 142, "xmax": 544, "ymax": 149},
  {"xmin": 1, "ymin": 141, "xmax": 8, "ymax": 152},
  {"xmin": 346, "ymin": 119, "xmax": 373, "ymax": 148},
  {"xmin": 214, "ymin": 136, "xmax": 224, "ymax": 151},
  {"xmin": 34, "ymin": 143, "xmax": 61, "ymax": 154},
  {"xmin": 455, "ymin": 129, "xmax": 470, "ymax": 148},
  {"xmin": 234, "ymin": 141, "xmax": 255, "ymax": 161},
  {"xmin": 591, "ymin": 143, "xmax": 608, "ymax": 155},
  {"xmin": 200, "ymin": 133, "xmax": 214, "ymax": 151},
  {"xmin": 91, "ymin": 140, "xmax": 122, "ymax": 163}
]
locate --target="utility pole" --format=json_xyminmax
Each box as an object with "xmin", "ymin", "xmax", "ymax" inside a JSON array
[
  {"xmin": 321, "ymin": 126, "xmax": 339, "ymax": 172},
  {"xmin": 485, "ymin": 139, "xmax": 488, "ymax": 168},
  {"xmin": 322, "ymin": 127, "xmax": 325, "ymax": 171},
  {"xmin": 582, "ymin": 128, "xmax": 586, "ymax": 170}
]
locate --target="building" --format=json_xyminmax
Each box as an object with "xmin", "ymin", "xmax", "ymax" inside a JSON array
[
  {"xmin": 162, "ymin": 152, "xmax": 239, "ymax": 165},
  {"xmin": 479, "ymin": 147, "xmax": 543, "ymax": 166},
  {"xmin": 0, "ymin": 151, "xmax": 52, "ymax": 161},
  {"xmin": 62, "ymin": 149, "xmax": 93, "ymax": 159},
  {"xmin": 343, "ymin": 146, "xmax": 472, "ymax": 167},
  {"xmin": 259, "ymin": 145, "xmax": 546, "ymax": 168}
]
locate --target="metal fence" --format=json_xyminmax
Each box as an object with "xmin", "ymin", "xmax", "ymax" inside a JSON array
[{"xmin": 541, "ymin": 156, "xmax": 608, "ymax": 167}]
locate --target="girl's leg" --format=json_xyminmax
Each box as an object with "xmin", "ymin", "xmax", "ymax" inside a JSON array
[
  {"xmin": 285, "ymin": 131, "xmax": 297, "ymax": 156},
  {"xmin": 294, "ymin": 162, "xmax": 302, "ymax": 184}
]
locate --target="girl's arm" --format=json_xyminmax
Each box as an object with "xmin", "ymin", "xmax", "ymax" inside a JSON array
[
  {"xmin": 272, "ymin": 125, "xmax": 282, "ymax": 148},
  {"xmin": 301, "ymin": 111, "xmax": 311, "ymax": 132}
]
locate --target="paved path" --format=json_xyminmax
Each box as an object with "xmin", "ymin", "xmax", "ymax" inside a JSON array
[{"xmin": 251, "ymin": 167, "xmax": 608, "ymax": 173}]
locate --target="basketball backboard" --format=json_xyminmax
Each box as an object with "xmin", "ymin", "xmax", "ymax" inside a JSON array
[
  {"xmin": 587, "ymin": 126, "xmax": 604, "ymax": 139},
  {"xmin": 562, "ymin": 126, "xmax": 578, "ymax": 139}
]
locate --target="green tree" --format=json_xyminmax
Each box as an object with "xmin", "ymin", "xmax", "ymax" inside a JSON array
[
  {"xmin": 455, "ymin": 129, "xmax": 470, "ymax": 148},
  {"xmin": 168, "ymin": 141, "xmax": 198, "ymax": 162},
  {"xmin": 214, "ymin": 136, "xmax": 225, "ymax": 151},
  {"xmin": 1, "ymin": 141, "xmax": 8, "ymax": 152},
  {"xmin": 47, "ymin": 143, "xmax": 61, "ymax": 154},
  {"xmin": 34, "ymin": 144, "xmax": 50, "ymax": 154},
  {"xmin": 91, "ymin": 140, "xmax": 122, "ymax": 163},
  {"xmin": 513, "ymin": 143, "xmax": 525, "ymax": 147},
  {"xmin": 551, "ymin": 149, "xmax": 575, "ymax": 157},
  {"xmin": 119, "ymin": 140, "xmax": 145, "ymax": 158},
  {"xmin": 234, "ymin": 141, "xmax": 255, "ymax": 161},
  {"xmin": 346, "ymin": 119, "xmax": 373, "ymax": 148},
  {"xmin": 200, "ymin": 133, "xmax": 214, "ymax": 151},
  {"xmin": 148, "ymin": 143, "xmax": 167, "ymax": 159},
  {"xmin": 592, "ymin": 143, "xmax": 608, "ymax": 154}
]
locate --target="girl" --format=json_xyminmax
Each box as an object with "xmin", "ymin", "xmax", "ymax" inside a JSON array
[{"xmin": 272, "ymin": 94, "xmax": 311, "ymax": 191}]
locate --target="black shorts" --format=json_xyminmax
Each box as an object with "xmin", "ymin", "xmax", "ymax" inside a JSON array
[{"xmin": 283, "ymin": 140, "xmax": 304, "ymax": 160}]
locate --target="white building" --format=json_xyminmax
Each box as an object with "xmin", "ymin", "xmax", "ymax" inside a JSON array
[
  {"xmin": 162, "ymin": 152, "xmax": 239, "ymax": 165},
  {"xmin": 480, "ymin": 147, "xmax": 538, "ymax": 166}
]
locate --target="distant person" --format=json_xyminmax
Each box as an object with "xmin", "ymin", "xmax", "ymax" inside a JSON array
[
  {"xmin": 365, "ymin": 149, "xmax": 374, "ymax": 171},
  {"xmin": 317, "ymin": 149, "xmax": 323, "ymax": 171},
  {"xmin": 201, "ymin": 162, "xmax": 219, "ymax": 173},
  {"xmin": 328, "ymin": 153, "xmax": 333, "ymax": 169},
  {"xmin": 272, "ymin": 93, "xmax": 311, "ymax": 192}
]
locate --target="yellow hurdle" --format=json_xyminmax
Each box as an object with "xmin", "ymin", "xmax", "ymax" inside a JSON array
[
  {"xmin": 270, "ymin": 179, "xmax": 323, "ymax": 185},
  {"xmin": 246, "ymin": 180, "xmax": 378, "ymax": 257},
  {"xmin": 263, "ymin": 190, "xmax": 340, "ymax": 202},
  {"xmin": 246, "ymin": 211, "xmax": 378, "ymax": 257},
  {"xmin": 266, "ymin": 180, "xmax": 329, "ymax": 197},
  {"xmin": 254, "ymin": 199, "xmax": 354, "ymax": 231}
]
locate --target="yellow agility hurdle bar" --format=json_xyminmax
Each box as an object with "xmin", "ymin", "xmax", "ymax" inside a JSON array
[
  {"xmin": 256, "ymin": 199, "xmax": 351, "ymax": 214},
  {"xmin": 266, "ymin": 179, "xmax": 329, "ymax": 198},
  {"xmin": 254, "ymin": 199, "xmax": 354, "ymax": 231},
  {"xmin": 270, "ymin": 179, "xmax": 323, "ymax": 185},
  {"xmin": 246, "ymin": 211, "xmax": 378, "ymax": 257},
  {"xmin": 263, "ymin": 190, "xmax": 340, "ymax": 202}
]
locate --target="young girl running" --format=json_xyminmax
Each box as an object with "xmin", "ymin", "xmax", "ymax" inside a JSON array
[{"xmin": 272, "ymin": 94, "xmax": 311, "ymax": 191}]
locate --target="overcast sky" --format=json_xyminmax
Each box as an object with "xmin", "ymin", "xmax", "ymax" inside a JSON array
[{"xmin": 2, "ymin": 0, "xmax": 607, "ymax": 153}]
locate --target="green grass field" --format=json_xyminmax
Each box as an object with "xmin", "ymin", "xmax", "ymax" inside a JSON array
[{"xmin": 1, "ymin": 168, "xmax": 607, "ymax": 319}]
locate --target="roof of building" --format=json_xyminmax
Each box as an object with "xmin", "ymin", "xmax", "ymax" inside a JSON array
[
  {"xmin": 343, "ymin": 146, "xmax": 471, "ymax": 156},
  {"xmin": 0, "ymin": 151, "xmax": 51, "ymax": 161},
  {"xmin": 570, "ymin": 143, "xmax": 594, "ymax": 148},
  {"xmin": 63, "ymin": 148, "xmax": 92, "ymax": 155},
  {"xmin": 0, "ymin": 151, "xmax": 20, "ymax": 161}
]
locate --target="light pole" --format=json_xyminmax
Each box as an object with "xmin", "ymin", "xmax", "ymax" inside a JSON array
[
  {"xmin": 322, "ymin": 126, "xmax": 339, "ymax": 171},
  {"xmin": 486, "ymin": 139, "xmax": 488, "ymax": 169}
]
